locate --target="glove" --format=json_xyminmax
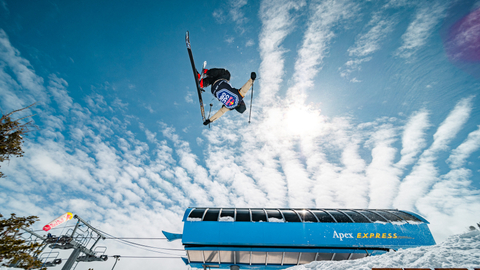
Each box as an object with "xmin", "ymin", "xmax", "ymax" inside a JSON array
[
  {"xmin": 251, "ymin": 72, "xmax": 256, "ymax": 80},
  {"xmin": 203, "ymin": 119, "xmax": 211, "ymax": 126}
]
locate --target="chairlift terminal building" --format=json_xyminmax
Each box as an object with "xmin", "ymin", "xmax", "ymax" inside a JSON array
[{"xmin": 177, "ymin": 208, "xmax": 435, "ymax": 269}]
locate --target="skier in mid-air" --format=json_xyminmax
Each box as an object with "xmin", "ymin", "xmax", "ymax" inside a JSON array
[{"xmin": 201, "ymin": 68, "xmax": 256, "ymax": 125}]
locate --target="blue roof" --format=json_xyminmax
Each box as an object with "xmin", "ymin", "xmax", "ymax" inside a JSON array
[
  {"xmin": 182, "ymin": 207, "xmax": 429, "ymax": 224},
  {"xmin": 180, "ymin": 208, "xmax": 435, "ymax": 269}
]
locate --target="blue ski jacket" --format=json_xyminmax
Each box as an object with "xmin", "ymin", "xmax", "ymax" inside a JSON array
[{"xmin": 211, "ymin": 80, "xmax": 243, "ymax": 110}]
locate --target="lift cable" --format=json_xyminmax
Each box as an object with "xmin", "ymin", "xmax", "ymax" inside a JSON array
[
  {"xmin": 97, "ymin": 229, "xmax": 184, "ymax": 250},
  {"xmin": 54, "ymin": 255, "xmax": 184, "ymax": 260},
  {"xmin": 23, "ymin": 237, "xmax": 169, "ymax": 241},
  {"xmin": 95, "ymin": 229, "xmax": 185, "ymax": 256},
  {"xmin": 26, "ymin": 225, "xmax": 184, "ymax": 256},
  {"xmin": 109, "ymin": 256, "xmax": 182, "ymax": 259}
]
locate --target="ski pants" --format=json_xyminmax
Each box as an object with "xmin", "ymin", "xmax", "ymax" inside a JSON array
[{"xmin": 209, "ymin": 78, "xmax": 254, "ymax": 122}]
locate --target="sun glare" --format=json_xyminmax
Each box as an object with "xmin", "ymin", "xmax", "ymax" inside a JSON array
[{"xmin": 283, "ymin": 104, "xmax": 324, "ymax": 137}]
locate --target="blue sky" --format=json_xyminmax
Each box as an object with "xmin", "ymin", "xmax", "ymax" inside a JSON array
[{"xmin": 1, "ymin": 0, "xmax": 480, "ymax": 269}]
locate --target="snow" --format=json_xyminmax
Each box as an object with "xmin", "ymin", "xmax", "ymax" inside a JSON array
[
  {"xmin": 268, "ymin": 217, "xmax": 285, "ymax": 223},
  {"xmin": 219, "ymin": 216, "xmax": 234, "ymax": 222},
  {"xmin": 372, "ymin": 221, "xmax": 423, "ymax": 225},
  {"xmin": 289, "ymin": 230, "xmax": 480, "ymax": 270}
]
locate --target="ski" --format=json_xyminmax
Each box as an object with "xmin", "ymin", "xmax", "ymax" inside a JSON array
[{"xmin": 186, "ymin": 31, "xmax": 206, "ymax": 123}]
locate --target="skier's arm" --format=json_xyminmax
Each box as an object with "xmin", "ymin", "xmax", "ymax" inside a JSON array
[
  {"xmin": 238, "ymin": 72, "xmax": 256, "ymax": 97},
  {"xmin": 204, "ymin": 105, "xmax": 229, "ymax": 125},
  {"xmin": 210, "ymin": 105, "xmax": 229, "ymax": 122}
]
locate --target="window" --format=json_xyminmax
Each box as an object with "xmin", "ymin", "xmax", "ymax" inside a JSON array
[
  {"xmin": 280, "ymin": 210, "xmax": 300, "ymax": 222},
  {"xmin": 187, "ymin": 250, "xmax": 203, "ymax": 263},
  {"xmin": 203, "ymin": 209, "xmax": 220, "ymax": 221},
  {"xmin": 342, "ymin": 210, "xmax": 370, "ymax": 223},
  {"xmin": 332, "ymin": 253, "xmax": 350, "ymax": 261},
  {"xmin": 251, "ymin": 252, "xmax": 266, "ymax": 264},
  {"xmin": 295, "ymin": 210, "xmax": 317, "ymax": 222},
  {"xmin": 390, "ymin": 211, "xmax": 422, "ymax": 222},
  {"xmin": 203, "ymin": 251, "xmax": 219, "ymax": 263},
  {"xmin": 266, "ymin": 210, "xmax": 284, "ymax": 222},
  {"xmin": 188, "ymin": 208, "xmax": 206, "ymax": 220},
  {"xmin": 316, "ymin": 253, "xmax": 333, "ymax": 261},
  {"xmin": 299, "ymin": 253, "xmax": 316, "ymax": 264},
  {"xmin": 266, "ymin": 252, "xmax": 283, "ymax": 265},
  {"xmin": 326, "ymin": 210, "xmax": 353, "ymax": 223},
  {"xmin": 311, "ymin": 210, "xmax": 335, "ymax": 222},
  {"xmin": 219, "ymin": 251, "xmax": 234, "ymax": 263},
  {"xmin": 219, "ymin": 209, "xmax": 235, "ymax": 222},
  {"xmin": 235, "ymin": 251, "xmax": 250, "ymax": 264},
  {"xmin": 251, "ymin": 209, "xmax": 267, "ymax": 222},
  {"xmin": 283, "ymin": 252, "xmax": 299, "ymax": 265},
  {"xmin": 189, "ymin": 250, "xmax": 364, "ymax": 265},
  {"xmin": 375, "ymin": 210, "xmax": 404, "ymax": 222},
  {"xmin": 235, "ymin": 209, "xmax": 251, "ymax": 222},
  {"xmin": 356, "ymin": 210, "xmax": 387, "ymax": 222},
  {"xmin": 350, "ymin": 253, "xmax": 368, "ymax": 260}
]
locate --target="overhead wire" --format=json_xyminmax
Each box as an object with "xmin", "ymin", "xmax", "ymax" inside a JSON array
[
  {"xmin": 95, "ymin": 229, "xmax": 185, "ymax": 256},
  {"xmin": 25, "ymin": 228, "xmax": 182, "ymax": 252},
  {"xmin": 24, "ymin": 237, "xmax": 170, "ymax": 240},
  {"xmin": 25, "ymin": 223, "xmax": 186, "ymax": 260},
  {"xmin": 54, "ymin": 255, "xmax": 184, "ymax": 260},
  {"xmin": 109, "ymin": 256, "xmax": 182, "ymax": 259}
]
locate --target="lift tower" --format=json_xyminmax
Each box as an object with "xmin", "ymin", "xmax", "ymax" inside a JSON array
[{"xmin": 47, "ymin": 215, "xmax": 107, "ymax": 270}]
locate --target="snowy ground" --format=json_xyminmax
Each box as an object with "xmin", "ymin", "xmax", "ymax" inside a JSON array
[{"xmin": 289, "ymin": 230, "xmax": 480, "ymax": 270}]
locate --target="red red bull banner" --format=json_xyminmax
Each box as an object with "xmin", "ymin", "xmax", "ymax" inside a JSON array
[{"xmin": 43, "ymin": 212, "xmax": 73, "ymax": 231}]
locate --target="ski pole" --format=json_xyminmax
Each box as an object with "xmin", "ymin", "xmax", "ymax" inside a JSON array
[
  {"xmin": 248, "ymin": 81, "xmax": 254, "ymax": 124},
  {"xmin": 208, "ymin": 104, "xmax": 213, "ymax": 128}
]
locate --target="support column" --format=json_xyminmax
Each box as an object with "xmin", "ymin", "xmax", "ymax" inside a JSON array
[{"xmin": 61, "ymin": 248, "xmax": 81, "ymax": 270}]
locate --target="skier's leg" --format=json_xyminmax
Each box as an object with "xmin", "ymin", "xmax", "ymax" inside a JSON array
[
  {"xmin": 209, "ymin": 106, "xmax": 230, "ymax": 122},
  {"xmin": 238, "ymin": 78, "xmax": 254, "ymax": 97}
]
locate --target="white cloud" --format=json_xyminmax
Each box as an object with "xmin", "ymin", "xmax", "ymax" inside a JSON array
[
  {"xmin": 212, "ymin": 9, "xmax": 224, "ymax": 23},
  {"xmin": 396, "ymin": 109, "xmax": 430, "ymax": 169},
  {"xmin": 396, "ymin": 1, "xmax": 447, "ymax": 59},
  {"xmin": 185, "ymin": 91, "xmax": 194, "ymax": 103},
  {"xmin": 1, "ymin": 5, "xmax": 480, "ymax": 270},
  {"xmin": 443, "ymin": 7, "xmax": 480, "ymax": 61},
  {"xmin": 416, "ymin": 167, "xmax": 480, "ymax": 241},
  {"xmin": 0, "ymin": 30, "xmax": 47, "ymax": 104},
  {"xmin": 258, "ymin": 0, "xmax": 306, "ymax": 104},
  {"xmin": 366, "ymin": 124, "xmax": 401, "ymax": 208},
  {"xmin": 446, "ymin": 125, "xmax": 480, "ymax": 169},
  {"xmin": 288, "ymin": 0, "xmax": 358, "ymax": 101},
  {"xmin": 112, "ymin": 97, "xmax": 128, "ymax": 111},
  {"xmin": 145, "ymin": 129, "xmax": 158, "ymax": 144},
  {"xmin": 394, "ymin": 96, "xmax": 474, "ymax": 211},
  {"xmin": 47, "ymin": 74, "xmax": 72, "ymax": 113},
  {"xmin": 430, "ymin": 97, "xmax": 473, "ymax": 152},
  {"xmin": 0, "ymin": 33, "xmax": 199, "ymax": 269},
  {"xmin": 348, "ymin": 13, "xmax": 395, "ymax": 58},
  {"xmin": 144, "ymin": 103, "xmax": 155, "ymax": 113},
  {"xmin": 0, "ymin": 30, "xmax": 47, "ymax": 113},
  {"xmin": 340, "ymin": 6, "xmax": 397, "ymax": 80},
  {"xmin": 212, "ymin": 0, "xmax": 249, "ymax": 33},
  {"xmin": 225, "ymin": 36, "xmax": 235, "ymax": 44},
  {"xmin": 85, "ymin": 93, "xmax": 109, "ymax": 113},
  {"xmin": 229, "ymin": 0, "xmax": 248, "ymax": 31}
]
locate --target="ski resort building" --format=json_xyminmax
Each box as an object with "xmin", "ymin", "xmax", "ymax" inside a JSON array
[{"xmin": 166, "ymin": 208, "xmax": 436, "ymax": 269}]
